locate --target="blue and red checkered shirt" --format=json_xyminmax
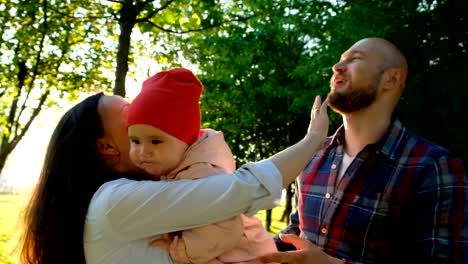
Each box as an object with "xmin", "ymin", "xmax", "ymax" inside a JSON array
[{"xmin": 276, "ymin": 119, "xmax": 467, "ymax": 263}]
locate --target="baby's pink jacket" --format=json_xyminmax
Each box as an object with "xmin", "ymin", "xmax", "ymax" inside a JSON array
[{"xmin": 163, "ymin": 129, "xmax": 278, "ymax": 264}]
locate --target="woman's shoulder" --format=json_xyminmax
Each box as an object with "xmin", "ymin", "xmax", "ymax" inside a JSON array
[
  {"xmin": 88, "ymin": 178, "xmax": 149, "ymax": 211},
  {"xmin": 94, "ymin": 178, "xmax": 135, "ymax": 195}
]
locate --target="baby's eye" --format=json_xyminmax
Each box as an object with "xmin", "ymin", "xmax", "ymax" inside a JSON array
[
  {"xmin": 151, "ymin": 139, "xmax": 162, "ymax": 145},
  {"xmin": 130, "ymin": 139, "xmax": 140, "ymax": 144}
]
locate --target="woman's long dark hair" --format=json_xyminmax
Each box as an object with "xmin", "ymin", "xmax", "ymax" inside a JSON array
[{"xmin": 18, "ymin": 92, "xmax": 115, "ymax": 264}]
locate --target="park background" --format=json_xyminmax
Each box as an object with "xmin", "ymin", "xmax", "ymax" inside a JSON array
[{"xmin": 0, "ymin": 0, "xmax": 466, "ymax": 263}]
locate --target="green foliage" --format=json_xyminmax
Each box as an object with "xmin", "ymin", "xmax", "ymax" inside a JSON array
[
  {"xmin": 393, "ymin": 0, "xmax": 468, "ymax": 166},
  {"xmin": 175, "ymin": 0, "xmax": 467, "ymax": 167},
  {"xmin": 1, "ymin": 0, "xmax": 465, "ymax": 174},
  {"xmin": 0, "ymin": 0, "xmax": 114, "ymax": 173},
  {"xmin": 174, "ymin": 0, "xmax": 342, "ymax": 164}
]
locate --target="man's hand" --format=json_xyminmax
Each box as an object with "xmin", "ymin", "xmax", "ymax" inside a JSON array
[{"xmin": 258, "ymin": 234, "xmax": 344, "ymax": 264}]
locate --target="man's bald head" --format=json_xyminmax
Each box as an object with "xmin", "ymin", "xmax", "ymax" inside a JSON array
[
  {"xmin": 329, "ymin": 37, "xmax": 409, "ymax": 113},
  {"xmin": 348, "ymin": 37, "xmax": 408, "ymax": 90},
  {"xmin": 369, "ymin": 38, "xmax": 407, "ymax": 70}
]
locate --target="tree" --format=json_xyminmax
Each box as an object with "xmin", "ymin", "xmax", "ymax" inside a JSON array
[
  {"xmin": 393, "ymin": 0, "xmax": 468, "ymax": 166},
  {"xmin": 0, "ymin": 0, "xmax": 259, "ymax": 178},
  {"xmin": 0, "ymin": 0, "xmax": 112, "ymax": 175},
  {"xmin": 176, "ymin": 0, "xmax": 341, "ymax": 228},
  {"xmin": 180, "ymin": 0, "xmax": 339, "ymax": 163},
  {"xmin": 103, "ymin": 0, "xmax": 255, "ymax": 97},
  {"xmin": 176, "ymin": 0, "xmax": 468, "ymax": 229}
]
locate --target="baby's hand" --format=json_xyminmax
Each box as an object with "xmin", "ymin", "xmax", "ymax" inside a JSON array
[
  {"xmin": 150, "ymin": 232, "xmax": 190, "ymax": 263},
  {"xmin": 150, "ymin": 233, "xmax": 172, "ymax": 251}
]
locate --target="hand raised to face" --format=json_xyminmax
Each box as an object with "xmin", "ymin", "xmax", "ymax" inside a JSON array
[{"xmin": 306, "ymin": 95, "xmax": 329, "ymax": 143}]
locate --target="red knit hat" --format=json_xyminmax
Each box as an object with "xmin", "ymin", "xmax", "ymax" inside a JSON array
[{"xmin": 126, "ymin": 68, "xmax": 203, "ymax": 145}]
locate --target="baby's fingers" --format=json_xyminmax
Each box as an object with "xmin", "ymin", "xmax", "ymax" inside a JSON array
[{"xmin": 149, "ymin": 238, "xmax": 171, "ymax": 252}]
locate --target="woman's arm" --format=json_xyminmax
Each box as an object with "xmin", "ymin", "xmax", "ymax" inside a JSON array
[
  {"xmin": 91, "ymin": 95, "xmax": 328, "ymax": 241},
  {"xmin": 92, "ymin": 160, "xmax": 282, "ymax": 241},
  {"xmin": 269, "ymin": 95, "xmax": 328, "ymax": 187}
]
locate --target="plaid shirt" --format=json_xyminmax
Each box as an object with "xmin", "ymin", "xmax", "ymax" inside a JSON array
[{"xmin": 276, "ymin": 119, "xmax": 468, "ymax": 263}]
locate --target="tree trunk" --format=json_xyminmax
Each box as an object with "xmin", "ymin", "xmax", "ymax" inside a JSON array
[
  {"xmin": 0, "ymin": 135, "xmax": 27, "ymax": 178},
  {"xmin": 0, "ymin": 154, "xmax": 6, "ymax": 178},
  {"xmin": 265, "ymin": 209, "xmax": 272, "ymax": 232},
  {"xmin": 113, "ymin": 1, "xmax": 138, "ymax": 97},
  {"xmin": 114, "ymin": 22, "xmax": 135, "ymax": 97},
  {"xmin": 281, "ymin": 117, "xmax": 294, "ymax": 222},
  {"xmin": 281, "ymin": 183, "xmax": 294, "ymax": 222}
]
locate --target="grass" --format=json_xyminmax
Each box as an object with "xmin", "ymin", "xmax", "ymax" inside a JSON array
[
  {"xmin": 0, "ymin": 193, "xmax": 30, "ymax": 264},
  {"xmin": 0, "ymin": 193, "xmax": 289, "ymax": 263},
  {"xmin": 255, "ymin": 203, "xmax": 288, "ymax": 236}
]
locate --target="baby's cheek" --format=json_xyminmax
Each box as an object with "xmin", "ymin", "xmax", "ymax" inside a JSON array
[{"xmin": 128, "ymin": 147, "xmax": 138, "ymax": 162}]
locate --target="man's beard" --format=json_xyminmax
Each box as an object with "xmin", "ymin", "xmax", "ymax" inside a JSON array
[{"xmin": 328, "ymin": 75, "xmax": 381, "ymax": 114}]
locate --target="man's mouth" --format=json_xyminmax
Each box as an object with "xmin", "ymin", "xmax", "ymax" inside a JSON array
[{"xmin": 331, "ymin": 75, "xmax": 347, "ymax": 88}]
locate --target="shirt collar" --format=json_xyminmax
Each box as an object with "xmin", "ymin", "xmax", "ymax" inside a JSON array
[
  {"xmin": 328, "ymin": 119, "xmax": 407, "ymax": 161},
  {"xmin": 376, "ymin": 118, "xmax": 407, "ymax": 160}
]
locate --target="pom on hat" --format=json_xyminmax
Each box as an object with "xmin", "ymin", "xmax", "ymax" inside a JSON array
[{"xmin": 126, "ymin": 68, "xmax": 203, "ymax": 145}]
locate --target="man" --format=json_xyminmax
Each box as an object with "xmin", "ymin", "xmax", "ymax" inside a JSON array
[{"xmin": 260, "ymin": 37, "xmax": 467, "ymax": 263}]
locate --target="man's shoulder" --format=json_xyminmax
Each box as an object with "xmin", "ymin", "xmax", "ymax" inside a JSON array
[{"xmin": 402, "ymin": 129, "xmax": 462, "ymax": 165}]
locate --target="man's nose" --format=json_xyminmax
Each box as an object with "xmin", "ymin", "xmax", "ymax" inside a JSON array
[{"xmin": 332, "ymin": 61, "xmax": 346, "ymax": 73}]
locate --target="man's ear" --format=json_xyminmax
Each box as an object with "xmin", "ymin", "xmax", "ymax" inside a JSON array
[
  {"xmin": 382, "ymin": 68, "xmax": 406, "ymax": 91},
  {"xmin": 96, "ymin": 138, "xmax": 120, "ymax": 155}
]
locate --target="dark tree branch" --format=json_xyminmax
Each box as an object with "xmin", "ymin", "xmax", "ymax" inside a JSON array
[
  {"xmin": 46, "ymin": 4, "xmax": 113, "ymax": 20},
  {"xmin": 14, "ymin": 0, "xmax": 48, "ymax": 136},
  {"xmin": 135, "ymin": 0, "xmax": 176, "ymax": 23},
  {"xmin": 144, "ymin": 13, "xmax": 256, "ymax": 34}
]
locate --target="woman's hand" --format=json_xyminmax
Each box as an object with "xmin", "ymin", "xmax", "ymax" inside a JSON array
[
  {"xmin": 305, "ymin": 95, "xmax": 329, "ymax": 143},
  {"xmin": 268, "ymin": 95, "xmax": 329, "ymax": 188}
]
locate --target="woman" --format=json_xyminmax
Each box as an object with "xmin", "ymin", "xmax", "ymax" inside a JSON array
[{"xmin": 18, "ymin": 92, "xmax": 328, "ymax": 263}]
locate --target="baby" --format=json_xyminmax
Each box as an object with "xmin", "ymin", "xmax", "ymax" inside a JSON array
[{"xmin": 125, "ymin": 68, "xmax": 278, "ymax": 263}]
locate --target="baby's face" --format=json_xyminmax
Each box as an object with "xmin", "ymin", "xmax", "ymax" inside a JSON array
[{"xmin": 128, "ymin": 124, "xmax": 188, "ymax": 178}]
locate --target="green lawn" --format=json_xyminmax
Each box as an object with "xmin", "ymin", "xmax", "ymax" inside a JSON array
[
  {"xmin": 255, "ymin": 204, "xmax": 288, "ymax": 235},
  {"xmin": 0, "ymin": 193, "xmax": 288, "ymax": 263},
  {"xmin": 0, "ymin": 193, "xmax": 30, "ymax": 264}
]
